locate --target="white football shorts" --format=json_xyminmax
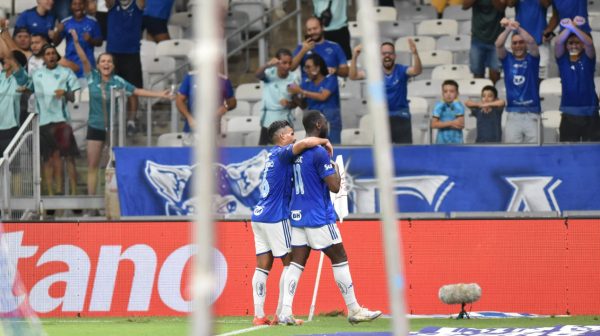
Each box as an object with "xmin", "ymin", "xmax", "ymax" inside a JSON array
[
  {"xmin": 251, "ymin": 219, "xmax": 292, "ymax": 257},
  {"xmin": 291, "ymin": 223, "xmax": 342, "ymax": 250}
]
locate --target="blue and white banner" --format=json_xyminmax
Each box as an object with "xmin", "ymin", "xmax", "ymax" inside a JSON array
[
  {"xmin": 113, "ymin": 145, "xmax": 600, "ymax": 217},
  {"xmin": 411, "ymin": 326, "xmax": 600, "ymax": 336}
]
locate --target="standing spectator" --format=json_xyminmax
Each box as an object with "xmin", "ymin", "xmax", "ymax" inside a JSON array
[
  {"xmin": 311, "ymin": 0, "xmax": 351, "ymax": 60},
  {"xmin": 503, "ymin": 0, "xmax": 550, "ymax": 45},
  {"xmin": 431, "ymin": 80, "xmax": 465, "ymax": 144},
  {"xmin": 143, "ymin": 0, "xmax": 175, "ymax": 42},
  {"xmin": 105, "ymin": 0, "xmax": 144, "ymax": 136},
  {"xmin": 176, "ymin": 72, "xmax": 237, "ymax": 134},
  {"xmin": 465, "ymin": 85, "xmax": 505, "ymax": 143},
  {"xmin": 27, "ymin": 44, "xmax": 81, "ymax": 196},
  {"xmin": 12, "ymin": 28, "xmax": 33, "ymax": 59},
  {"xmin": 0, "ymin": 40, "xmax": 29, "ymax": 155},
  {"xmin": 279, "ymin": 110, "xmax": 381, "ymax": 326},
  {"xmin": 463, "ymin": 0, "xmax": 505, "ymax": 83},
  {"xmin": 545, "ymin": 0, "xmax": 591, "ymax": 35},
  {"xmin": 256, "ymin": 49, "xmax": 299, "ymax": 146},
  {"xmin": 349, "ymin": 41, "xmax": 422, "ymax": 144},
  {"xmin": 15, "ymin": 0, "xmax": 56, "ymax": 39},
  {"xmin": 91, "ymin": 0, "xmax": 109, "ymax": 40},
  {"xmin": 496, "ymin": 18, "xmax": 542, "ymax": 144},
  {"xmin": 52, "ymin": 0, "xmax": 73, "ymax": 22},
  {"xmin": 55, "ymin": 0, "xmax": 103, "ymax": 79},
  {"xmin": 70, "ymin": 30, "xmax": 171, "ymax": 196},
  {"xmin": 554, "ymin": 18, "xmax": 600, "ymax": 142},
  {"xmin": 291, "ymin": 17, "xmax": 348, "ymax": 80},
  {"xmin": 288, "ymin": 53, "xmax": 342, "ymax": 144}
]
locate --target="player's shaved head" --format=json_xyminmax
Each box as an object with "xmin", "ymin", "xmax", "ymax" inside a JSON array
[{"xmin": 302, "ymin": 110, "xmax": 328, "ymax": 138}]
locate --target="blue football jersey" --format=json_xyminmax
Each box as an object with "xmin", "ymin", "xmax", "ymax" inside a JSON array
[
  {"xmin": 289, "ymin": 146, "xmax": 337, "ymax": 228},
  {"xmin": 502, "ymin": 53, "xmax": 541, "ymax": 113},
  {"xmin": 251, "ymin": 144, "xmax": 295, "ymax": 223},
  {"xmin": 558, "ymin": 53, "xmax": 599, "ymax": 116}
]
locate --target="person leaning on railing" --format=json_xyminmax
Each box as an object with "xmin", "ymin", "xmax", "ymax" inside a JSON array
[{"xmin": 70, "ymin": 29, "xmax": 173, "ymax": 197}]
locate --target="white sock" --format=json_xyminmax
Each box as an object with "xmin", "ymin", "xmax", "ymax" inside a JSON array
[
  {"xmin": 332, "ymin": 261, "xmax": 360, "ymax": 312},
  {"xmin": 276, "ymin": 266, "xmax": 289, "ymax": 316},
  {"xmin": 252, "ymin": 268, "xmax": 269, "ymax": 317},
  {"xmin": 280, "ymin": 262, "xmax": 304, "ymax": 317}
]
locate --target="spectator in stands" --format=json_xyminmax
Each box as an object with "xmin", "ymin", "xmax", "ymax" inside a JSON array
[
  {"xmin": 143, "ymin": 0, "xmax": 175, "ymax": 42},
  {"xmin": 554, "ymin": 18, "xmax": 600, "ymax": 142},
  {"xmin": 12, "ymin": 27, "xmax": 33, "ymax": 59},
  {"xmin": 256, "ymin": 49, "xmax": 300, "ymax": 146},
  {"xmin": 432, "ymin": 0, "xmax": 464, "ymax": 18},
  {"xmin": 105, "ymin": 0, "xmax": 144, "ymax": 137},
  {"xmin": 502, "ymin": 0, "xmax": 550, "ymax": 45},
  {"xmin": 26, "ymin": 44, "xmax": 80, "ymax": 196},
  {"xmin": 176, "ymin": 72, "xmax": 237, "ymax": 134},
  {"xmin": 349, "ymin": 40, "xmax": 422, "ymax": 144},
  {"xmin": 545, "ymin": 0, "xmax": 590, "ymax": 36},
  {"xmin": 89, "ymin": 0, "xmax": 109, "ymax": 40},
  {"xmin": 69, "ymin": 30, "xmax": 172, "ymax": 196},
  {"xmin": 465, "ymin": 85, "xmax": 505, "ymax": 143},
  {"xmin": 311, "ymin": 0, "xmax": 351, "ymax": 60},
  {"xmin": 463, "ymin": 0, "xmax": 505, "ymax": 83},
  {"xmin": 496, "ymin": 18, "xmax": 542, "ymax": 144},
  {"xmin": 15, "ymin": 0, "xmax": 56, "ymax": 39},
  {"xmin": 53, "ymin": 0, "xmax": 73, "ymax": 22},
  {"xmin": 291, "ymin": 17, "xmax": 348, "ymax": 80},
  {"xmin": 287, "ymin": 53, "xmax": 342, "ymax": 144},
  {"xmin": 431, "ymin": 80, "xmax": 465, "ymax": 144},
  {"xmin": 0, "ymin": 37, "xmax": 29, "ymax": 156},
  {"xmin": 55, "ymin": 0, "xmax": 103, "ymax": 79},
  {"xmin": 26, "ymin": 34, "xmax": 80, "ymax": 112}
]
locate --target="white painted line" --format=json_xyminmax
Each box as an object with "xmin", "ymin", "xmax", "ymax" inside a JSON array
[{"xmin": 215, "ymin": 325, "xmax": 269, "ymax": 336}]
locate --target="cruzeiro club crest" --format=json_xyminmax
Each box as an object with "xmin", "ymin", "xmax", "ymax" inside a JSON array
[
  {"xmin": 144, "ymin": 150, "xmax": 269, "ymax": 216},
  {"xmin": 257, "ymin": 282, "xmax": 265, "ymax": 298}
]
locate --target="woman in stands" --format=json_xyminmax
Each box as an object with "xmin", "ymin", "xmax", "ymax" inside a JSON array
[
  {"xmin": 70, "ymin": 30, "xmax": 172, "ymax": 198},
  {"xmin": 287, "ymin": 53, "xmax": 342, "ymax": 144}
]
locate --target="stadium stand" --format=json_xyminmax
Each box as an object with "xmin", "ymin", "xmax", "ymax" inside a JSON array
[{"xmin": 416, "ymin": 19, "xmax": 459, "ymax": 37}]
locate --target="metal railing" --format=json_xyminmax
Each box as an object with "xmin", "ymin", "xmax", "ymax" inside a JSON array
[{"xmin": 1, "ymin": 112, "xmax": 41, "ymax": 220}]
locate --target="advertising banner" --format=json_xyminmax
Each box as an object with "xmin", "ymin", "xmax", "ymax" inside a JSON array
[
  {"xmin": 2, "ymin": 219, "xmax": 600, "ymax": 317},
  {"xmin": 114, "ymin": 145, "xmax": 600, "ymax": 217}
]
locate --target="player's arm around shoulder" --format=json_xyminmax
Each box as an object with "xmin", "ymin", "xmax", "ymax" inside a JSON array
[{"xmin": 292, "ymin": 137, "xmax": 333, "ymax": 156}]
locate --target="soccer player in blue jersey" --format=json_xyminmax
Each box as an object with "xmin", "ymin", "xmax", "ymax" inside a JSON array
[
  {"xmin": 291, "ymin": 17, "xmax": 349, "ymax": 80},
  {"xmin": 495, "ymin": 18, "xmax": 542, "ymax": 144},
  {"xmin": 279, "ymin": 111, "xmax": 381, "ymax": 325},
  {"xmin": 251, "ymin": 120, "xmax": 333, "ymax": 326},
  {"xmin": 554, "ymin": 18, "xmax": 600, "ymax": 142},
  {"xmin": 349, "ymin": 40, "xmax": 422, "ymax": 144}
]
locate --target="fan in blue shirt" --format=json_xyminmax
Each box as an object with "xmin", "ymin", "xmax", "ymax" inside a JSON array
[
  {"xmin": 249, "ymin": 120, "xmax": 332, "ymax": 326},
  {"xmin": 510, "ymin": 0, "xmax": 549, "ymax": 45},
  {"xmin": 291, "ymin": 17, "xmax": 349, "ymax": 80},
  {"xmin": 176, "ymin": 72, "xmax": 237, "ymax": 133},
  {"xmin": 143, "ymin": 0, "xmax": 175, "ymax": 42},
  {"xmin": 349, "ymin": 41, "xmax": 423, "ymax": 144},
  {"xmin": 554, "ymin": 18, "xmax": 600, "ymax": 142},
  {"xmin": 496, "ymin": 19, "xmax": 542, "ymax": 144},
  {"xmin": 288, "ymin": 53, "xmax": 342, "ymax": 144},
  {"xmin": 547, "ymin": 0, "xmax": 591, "ymax": 34},
  {"xmin": 55, "ymin": 0, "xmax": 103, "ymax": 78},
  {"xmin": 15, "ymin": 2, "xmax": 56, "ymax": 39},
  {"xmin": 431, "ymin": 80, "xmax": 465, "ymax": 144},
  {"xmin": 278, "ymin": 111, "xmax": 381, "ymax": 326}
]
